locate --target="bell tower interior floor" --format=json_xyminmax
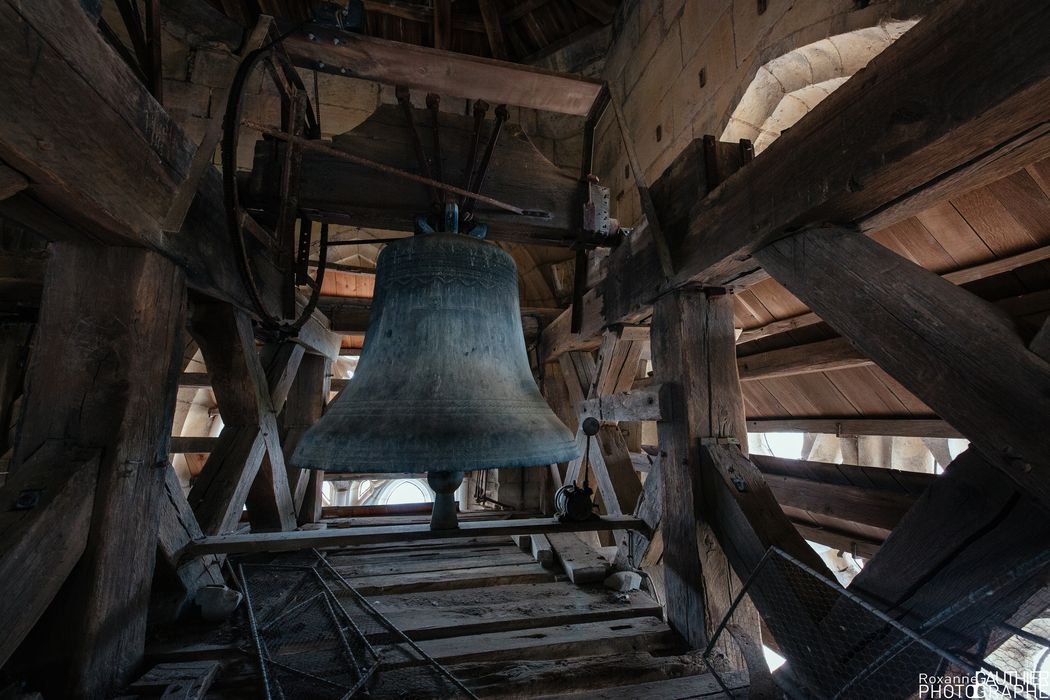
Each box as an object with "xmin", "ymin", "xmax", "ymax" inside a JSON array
[{"xmin": 134, "ymin": 509, "xmax": 747, "ymax": 698}]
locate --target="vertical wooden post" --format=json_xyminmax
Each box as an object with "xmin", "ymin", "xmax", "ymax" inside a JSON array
[
  {"xmin": 0, "ymin": 321, "xmax": 33, "ymax": 479},
  {"xmin": 13, "ymin": 243, "xmax": 186, "ymax": 697},
  {"xmin": 281, "ymin": 352, "xmax": 330, "ymax": 524},
  {"xmin": 650, "ymin": 287, "xmax": 760, "ymax": 662},
  {"xmin": 187, "ymin": 302, "xmax": 297, "ymax": 534}
]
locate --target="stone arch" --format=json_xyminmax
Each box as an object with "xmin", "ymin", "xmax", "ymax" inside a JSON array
[{"xmin": 722, "ymin": 20, "xmax": 918, "ymax": 154}]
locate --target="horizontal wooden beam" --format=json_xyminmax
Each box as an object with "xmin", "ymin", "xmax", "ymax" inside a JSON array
[
  {"xmin": 591, "ymin": 0, "xmax": 1050, "ymax": 344},
  {"xmin": 182, "ymin": 515, "xmax": 645, "ymax": 556},
  {"xmin": 178, "ymin": 373, "xmax": 209, "ymax": 388},
  {"xmin": 737, "ymin": 337, "xmax": 868, "ymax": 381},
  {"xmin": 169, "ymin": 436, "xmax": 216, "ymax": 453},
  {"xmin": 751, "ymin": 453, "xmax": 936, "ymax": 495},
  {"xmin": 792, "ymin": 522, "xmax": 883, "ymax": 559},
  {"xmin": 764, "ymin": 471, "xmax": 919, "ymax": 532},
  {"xmin": 756, "ymin": 226, "xmax": 1050, "ymax": 512},
  {"xmin": 284, "ymin": 26, "xmax": 603, "ymax": 116},
  {"xmin": 682, "ymin": 0, "xmax": 1050, "ymax": 285},
  {"xmin": 580, "ymin": 384, "xmax": 662, "ymax": 422},
  {"xmin": 738, "ymin": 243, "xmax": 1050, "ymax": 344},
  {"xmin": 746, "ymin": 418, "xmax": 963, "ymax": 438}
]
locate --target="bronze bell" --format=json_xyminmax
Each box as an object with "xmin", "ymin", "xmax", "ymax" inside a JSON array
[{"xmin": 292, "ymin": 230, "xmax": 579, "ymax": 529}]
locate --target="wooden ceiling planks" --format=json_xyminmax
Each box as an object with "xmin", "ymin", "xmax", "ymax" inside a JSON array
[{"xmin": 914, "ymin": 200, "xmax": 994, "ymax": 267}]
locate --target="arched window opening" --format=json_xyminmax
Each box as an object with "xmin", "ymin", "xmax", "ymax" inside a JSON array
[{"xmin": 722, "ymin": 21, "xmax": 918, "ymax": 155}]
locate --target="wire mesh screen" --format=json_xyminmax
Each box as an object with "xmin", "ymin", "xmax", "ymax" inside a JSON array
[
  {"xmin": 704, "ymin": 548, "xmax": 1049, "ymax": 700},
  {"xmin": 238, "ymin": 552, "xmax": 476, "ymax": 700},
  {"xmin": 240, "ymin": 563, "xmax": 380, "ymax": 699}
]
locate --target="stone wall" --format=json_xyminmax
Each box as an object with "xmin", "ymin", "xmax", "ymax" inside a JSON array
[{"xmin": 592, "ymin": 0, "xmax": 935, "ymax": 228}]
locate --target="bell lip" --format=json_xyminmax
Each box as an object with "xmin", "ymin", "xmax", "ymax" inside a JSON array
[{"xmin": 291, "ymin": 443, "xmax": 580, "ymax": 474}]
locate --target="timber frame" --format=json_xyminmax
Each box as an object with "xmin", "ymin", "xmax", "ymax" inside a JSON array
[{"xmin": 2, "ymin": 0, "xmax": 1050, "ymax": 697}]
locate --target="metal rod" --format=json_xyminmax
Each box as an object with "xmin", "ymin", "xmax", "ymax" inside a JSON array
[
  {"xmin": 316, "ymin": 554, "xmax": 480, "ymax": 699},
  {"xmin": 396, "ymin": 86, "xmax": 439, "ymax": 205},
  {"xmin": 323, "ymin": 236, "xmax": 413, "ymax": 247},
  {"xmin": 463, "ymin": 104, "xmax": 507, "ymax": 218},
  {"xmin": 702, "ymin": 547, "xmax": 775, "ymax": 659},
  {"xmin": 244, "ymin": 119, "xmax": 529, "ymax": 215},
  {"xmin": 426, "ymin": 93, "xmax": 445, "ymax": 208},
  {"xmin": 460, "ymin": 99, "xmax": 489, "ymax": 210}
]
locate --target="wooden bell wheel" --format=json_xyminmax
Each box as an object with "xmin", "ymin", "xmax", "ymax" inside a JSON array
[{"xmin": 221, "ymin": 40, "xmax": 329, "ymax": 335}]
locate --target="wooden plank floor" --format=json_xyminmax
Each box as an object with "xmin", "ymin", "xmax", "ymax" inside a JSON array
[{"xmin": 141, "ymin": 518, "xmax": 745, "ymax": 698}]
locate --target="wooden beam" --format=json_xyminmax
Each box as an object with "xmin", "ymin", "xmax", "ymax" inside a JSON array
[
  {"xmin": 617, "ymin": 450, "xmax": 662, "ymax": 570},
  {"xmin": 593, "ymin": 0, "xmax": 1050, "ymax": 344},
  {"xmin": 753, "ymin": 226, "xmax": 1050, "ymax": 511},
  {"xmin": 0, "ymin": 162, "xmax": 28, "ymax": 201},
  {"xmin": 593, "ymin": 327, "xmax": 645, "ymax": 397},
  {"xmin": 746, "ymin": 418, "xmax": 963, "ymax": 438},
  {"xmin": 478, "ymin": 0, "xmax": 508, "ymax": 60},
  {"xmin": 846, "ymin": 450, "xmax": 1050, "ymax": 665},
  {"xmin": 256, "ymin": 105, "xmax": 580, "ymax": 247},
  {"xmin": 793, "ymin": 523, "xmax": 883, "ymax": 560},
  {"xmin": 169, "ymin": 436, "xmax": 217, "ymax": 453},
  {"xmin": 700, "ymin": 444, "xmax": 833, "ymax": 577},
  {"xmin": 178, "ymin": 372, "xmax": 211, "ymax": 388},
  {"xmin": 281, "ymin": 352, "xmax": 330, "ymax": 524},
  {"xmin": 751, "ymin": 453, "xmax": 936, "ymax": 496},
  {"xmin": 433, "ymin": 0, "xmax": 452, "ymax": 50},
  {"xmin": 1031, "ymin": 316, "xmax": 1050, "ymax": 363},
  {"xmin": 187, "ymin": 303, "xmax": 297, "ymax": 534},
  {"xmin": 13, "ymin": 243, "xmax": 186, "ymax": 696},
  {"xmin": 650, "ymin": 288, "xmax": 759, "ymax": 656},
  {"xmin": 752, "ymin": 456, "xmax": 929, "ymax": 532},
  {"xmin": 283, "ymin": 26, "xmax": 603, "ymax": 116},
  {"xmin": 0, "ymin": 0, "xmax": 339, "ymax": 357},
  {"xmin": 737, "ymin": 337, "xmax": 868, "ymax": 381},
  {"xmin": 183, "ymin": 515, "xmax": 646, "ymax": 556},
  {"xmin": 580, "ymin": 384, "xmax": 662, "ymax": 422},
  {"xmin": 155, "ymin": 466, "xmax": 224, "ymax": 616},
  {"xmin": 0, "ymin": 447, "xmax": 99, "ymax": 669},
  {"xmin": 547, "ymin": 532, "xmax": 610, "ymax": 583},
  {"xmin": 739, "ymin": 242, "xmax": 1050, "ymax": 344}
]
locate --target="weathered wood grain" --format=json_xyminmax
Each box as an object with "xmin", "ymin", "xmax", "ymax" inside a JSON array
[
  {"xmin": 650, "ymin": 288, "xmax": 758, "ymax": 656},
  {"xmin": 185, "ymin": 515, "xmax": 646, "ymax": 556},
  {"xmin": 580, "ymin": 384, "xmax": 662, "ymax": 422},
  {"xmin": 283, "ymin": 26, "xmax": 603, "ymax": 115},
  {"xmin": 746, "ymin": 418, "xmax": 963, "ymax": 438},
  {"xmin": 187, "ymin": 302, "xmax": 297, "ymax": 534},
  {"xmin": 13, "ymin": 243, "xmax": 186, "ymax": 696},
  {"xmin": 414, "ymin": 616, "xmax": 676, "ymax": 664},
  {"xmin": 0, "ymin": 447, "xmax": 98, "ymax": 668},
  {"xmin": 547, "ymin": 532, "xmax": 610, "ymax": 583},
  {"xmin": 737, "ymin": 337, "xmax": 869, "ymax": 381},
  {"xmin": 155, "ymin": 466, "xmax": 224, "ymax": 615},
  {"xmin": 362, "ymin": 582, "xmax": 661, "ymax": 641},
  {"xmin": 754, "ymin": 226, "xmax": 1050, "ymax": 511},
  {"xmin": 844, "ymin": 450, "xmax": 1050, "ymax": 675}
]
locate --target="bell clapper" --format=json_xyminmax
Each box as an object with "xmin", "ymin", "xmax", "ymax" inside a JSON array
[
  {"xmin": 428, "ymin": 470, "xmax": 465, "ymax": 530},
  {"xmin": 555, "ymin": 417, "xmax": 600, "ymax": 523}
]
